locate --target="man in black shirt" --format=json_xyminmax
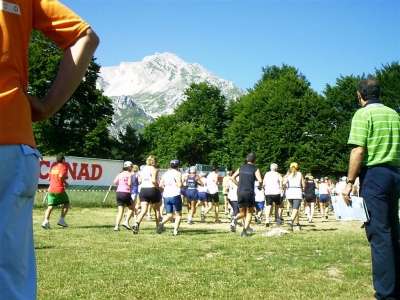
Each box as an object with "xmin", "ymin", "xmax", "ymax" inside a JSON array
[{"xmin": 230, "ymin": 153, "xmax": 263, "ymax": 237}]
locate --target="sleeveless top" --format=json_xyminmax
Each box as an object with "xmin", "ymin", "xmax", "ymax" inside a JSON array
[
  {"xmin": 162, "ymin": 169, "xmax": 181, "ymax": 197},
  {"xmin": 141, "ymin": 165, "xmax": 155, "ymax": 188},
  {"xmin": 304, "ymin": 179, "xmax": 316, "ymax": 197},
  {"xmin": 198, "ymin": 177, "xmax": 207, "ymax": 193},
  {"xmin": 227, "ymin": 180, "xmax": 238, "ymax": 201},
  {"xmin": 237, "ymin": 163, "xmax": 257, "ymax": 196},
  {"xmin": 131, "ymin": 172, "xmax": 139, "ymax": 193},
  {"xmin": 263, "ymin": 171, "xmax": 281, "ymax": 195},
  {"xmin": 285, "ymin": 171, "xmax": 303, "ymax": 199},
  {"xmin": 319, "ymin": 182, "xmax": 329, "ymax": 195},
  {"xmin": 115, "ymin": 171, "xmax": 131, "ymax": 193},
  {"xmin": 186, "ymin": 174, "xmax": 197, "ymax": 189},
  {"xmin": 206, "ymin": 172, "xmax": 219, "ymax": 194}
]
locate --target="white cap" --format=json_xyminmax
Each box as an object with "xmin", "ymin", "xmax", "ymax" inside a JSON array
[{"xmin": 123, "ymin": 161, "xmax": 133, "ymax": 168}]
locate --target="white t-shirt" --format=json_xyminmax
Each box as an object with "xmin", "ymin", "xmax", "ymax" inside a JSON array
[
  {"xmin": 162, "ymin": 169, "xmax": 181, "ymax": 197},
  {"xmin": 206, "ymin": 172, "xmax": 219, "ymax": 194},
  {"xmin": 227, "ymin": 180, "xmax": 238, "ymax": 201},
  {"xmin": 198, "ymin": 177, "xmax": 207, "ymax": 193},
  {"xmin": 263, "ymin": 171, "xmax": 281, "ymax": 195}
]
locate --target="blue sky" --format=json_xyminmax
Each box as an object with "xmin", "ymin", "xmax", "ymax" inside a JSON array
[{"xmin": 61, "ymin": 0, "xmax": 399, "ymax": 94}]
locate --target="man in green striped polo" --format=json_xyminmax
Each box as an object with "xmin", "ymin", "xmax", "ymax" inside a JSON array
[{"xmin": 342, "ymin": 78, "xmax": 400, "ymax": 300}]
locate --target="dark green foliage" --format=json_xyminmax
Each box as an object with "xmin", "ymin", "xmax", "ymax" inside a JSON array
[
  {"xmin": 111, "ymin": 123, "xmax": 145, "ymax": 164},
  {"xmin": 28, "ymin": 30, "xmax": 115, "ymax": 158}
]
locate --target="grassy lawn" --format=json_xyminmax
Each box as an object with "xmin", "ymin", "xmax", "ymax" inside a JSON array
[{"xmin": 33, "ymin": 191, "xmax": 374, "ymax": 300}]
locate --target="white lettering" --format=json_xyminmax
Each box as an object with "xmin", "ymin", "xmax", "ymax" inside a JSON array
[{"xmin": 0, "ymin": 1, "xmax": 21, "ymax": 15}]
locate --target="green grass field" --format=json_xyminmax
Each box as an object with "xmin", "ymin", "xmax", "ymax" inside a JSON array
[{"xmin": 33, "ymin": 191, "xmax": 375, "ymax": 300}]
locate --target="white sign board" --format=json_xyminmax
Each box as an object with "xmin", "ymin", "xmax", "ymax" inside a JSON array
[{"xmin": 39, "ymin": 156, "xmax": 123, "ymax": 187}]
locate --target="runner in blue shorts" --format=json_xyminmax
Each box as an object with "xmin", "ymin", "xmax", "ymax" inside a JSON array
[{"xmin": 183, "ymin": 166, "xmax": 204, "ymax": 224}]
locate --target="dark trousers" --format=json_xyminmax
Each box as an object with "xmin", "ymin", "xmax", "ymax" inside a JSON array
[
  {"xmin": 360, "ymin": 165, "xmax": 400, "ymax": 300},
  {"xmin": 229, "ymin": 200, "xmax": 239, "ymax": 217}
]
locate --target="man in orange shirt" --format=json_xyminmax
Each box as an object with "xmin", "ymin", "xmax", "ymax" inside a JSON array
[
  {"xmin": 0, "ymin": 1, "xmax": 99, "ymax": 299},
  {"xmin": 42, "ymin": 155, "xmax": 70, "ymax": 229}
]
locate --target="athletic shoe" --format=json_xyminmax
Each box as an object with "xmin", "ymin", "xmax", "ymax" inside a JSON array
[
  {"xmin": 156, "ymin": 222, "xmax": 164, "ymax": 234},
  {"xmin": 57, "ymin": 219, "xmax": 68, "ymax": 227},
  {"xmin": 187, "ymin": 220, "xmax": 194, "ymax": 225},
  {"xmin": 132, "ymin": 223, "xmax": 139, "ymax": 235},
  {"xmin": 256, "ymin": 216, "xmax": 262, "ymax": 224},
  {"xmin": 230, "ymin": 221, "xmax": 236, "ymax": 232},
  {"xmin": 114, "ymin": 226, "xmax": 120, "ymax": 231},
  {"xmin": 121, "ymin": 221, "xmax": 131, "ymax": 230},
  {"xmin": 215, "ymin": 219, "xmax": 222, "ymax": 224},
  {"xmin": 288, "ymin": 220, "xmax": 294, "ymax": 231},
  {"xmin": 295, "ymin": 224, "xmax": 302, "ymax": 231},
  {"xmin": 237, "ymin": 220, "xmax": 243, "ymax": 227},
  {"xmin": 308, "ymin": 218, "xmax": 313, "ymax": 223},
  {"xmin": 224, "ymin": 211, "xmax": 228, "ymax": 215},
  {"xmin": 240, "ymin": 231, "xmax": 250, "ymax": 237},
  {"xmin": 41, "ymin": 221, "xmax": 50, "ymax": 229},
  {"xmin": 247, "ymin": 227, "xmax": 254, "ymax": 232},
  {"xmin": 147, "ymin": 214, "xmax": 152, "ymax": 220},
  {"xmin": 172, "ymin": 231, "xmax": 180, "ymax": 236},
  {"xmin": 265, "ymin": 222, "xmax": 270, "ymax": 228},
  {"xmin": 201, "ymin": 214, "xmax": 206, "ymax": 223}
]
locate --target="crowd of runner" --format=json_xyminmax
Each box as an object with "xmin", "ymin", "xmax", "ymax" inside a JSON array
[{"xmin": 111, "ymin": 155, "xmax": 358, "ymax": 237}]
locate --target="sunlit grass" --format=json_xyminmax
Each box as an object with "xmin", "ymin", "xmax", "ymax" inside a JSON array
[{"xmin": 33, "ymin": 192, "xmax": 374, "ymax": 300}]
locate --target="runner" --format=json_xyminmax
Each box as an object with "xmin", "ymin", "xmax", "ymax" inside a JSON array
[
  {"xmin": 304, "ymin": 173, "xmax": 318, "ymax": 223},
  {"xmin": 197, "ymin": 172, "xmax": 208, "ymax": 216},
  {"xmin": 202, "ymin": 165, "xmax": 221, "ymax": 223},
  {"xmin": 283, "ymin": 162, "xmax": 306, "ymax": 231},
  {"xmin": 113, "ymin": 161, "xmax": 134, "ymax": 231},
  {"xmin": 222, "ymin": 171, "xmax": 232, "ymax": 215},
  {"xmin": 130, "ymin": 165, "xmax": 141, "ymax": 223},
  {"xmin": 157, "ymin": 160, "xmax": 182, "ymax": 236},
  {"xmin": 230, "ymin": 153, "xmax": 263, "ymax": 237},
  {"xmin": 263, "ymin": 163, "xmax": 283, "ymax": 227},
  {"xmin": 183, "ymin": 166, "xmax": 204, "ymax": 224},
  {"xmin": 318, "ymin": 177, "xmax": 330, "ymax": 220},
  {"xmin": 133, "ymin": 155, "xmax": 162, "ymax": 234}
]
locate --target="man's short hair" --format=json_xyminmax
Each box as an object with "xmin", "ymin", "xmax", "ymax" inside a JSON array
[
  {"xmin": 246, "ymin": 152, "xmax": 256, "ymax": 163},
  {"xmin": 357, "ymin": 78, "xmax": 380, "ymax": 101},
  {"xmin": 56, "ymin": 154, "xmax": 65, "ymax": 163},
  {"xmin": 270, "ymin": 163, "xmax": 278, "ymax": 171}
]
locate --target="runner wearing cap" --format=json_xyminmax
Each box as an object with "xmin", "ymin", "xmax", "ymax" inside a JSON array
[
  {"xmin": 157, "ymin": 160, "xmax": 183, "ymax": 236},
  {"xmin": 182, "ymin": 166, "xmax": 204, "ymax": 224},
  {"xmin": 113, "ymin": 161, "xmax": 134, "ymax": 231}
]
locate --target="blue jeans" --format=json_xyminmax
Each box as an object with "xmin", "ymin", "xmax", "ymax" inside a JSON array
[
  {"xmin": 360, "ymin": 164, "xmax": 400, "ymax": 300},
  {"xmin": 0, "ymin": 145, "xmax": 41, "ymax": 300}
]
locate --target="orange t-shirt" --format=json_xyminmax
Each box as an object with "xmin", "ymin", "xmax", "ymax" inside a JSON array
[
  {"xmin": 0, "ymin": 0, "xmax": 91, "ymax": 147},
  {"xmin": 48, "ymin": 163, "xmax": 67, "ymax": 193}
]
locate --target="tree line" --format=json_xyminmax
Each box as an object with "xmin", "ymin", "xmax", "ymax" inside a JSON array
[{"xmin": 29, "ymin": 31, "xmax": 400, "ymax": 179}]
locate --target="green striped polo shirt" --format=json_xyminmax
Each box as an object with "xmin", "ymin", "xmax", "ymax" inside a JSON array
[{"xmin": 348, "ymin": 102, "xmax": 400, "ymax": 167}]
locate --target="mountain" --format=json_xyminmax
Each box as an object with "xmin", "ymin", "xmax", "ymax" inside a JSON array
[{"xmin": 97, "ymin": 52, "xmax": 247, "ymax": 134}]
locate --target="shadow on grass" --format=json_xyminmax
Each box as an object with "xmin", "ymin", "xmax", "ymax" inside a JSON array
[{"xmin": 35, "ymin": 245, "xmax": 55, "ymax": 250}]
